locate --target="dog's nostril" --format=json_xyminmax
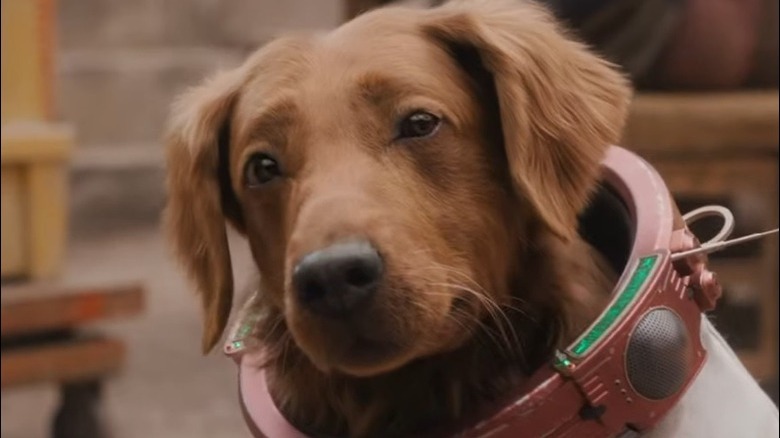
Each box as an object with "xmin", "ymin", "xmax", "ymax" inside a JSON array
[
  {"xmin": 293, "ymin": 240, "xmax": 383, "ymax": 317},
  {"xmin": 344, "ymin": 263, "xmax": 377, "ymax": 287},
  {"xmin": 300, "ymin": 278, "xmax": 327, "ymax": 302}
]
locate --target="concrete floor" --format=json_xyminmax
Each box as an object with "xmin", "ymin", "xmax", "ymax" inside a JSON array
[{"xmin": 1, "ymin": 227, "xmax": 258, "ymax": 438}]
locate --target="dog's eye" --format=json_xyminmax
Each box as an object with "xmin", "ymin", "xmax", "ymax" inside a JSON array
[
  {"xmin": 244, "ymin": 153, "xmax": 281, "ymax": 187},
  {"xmin": 398, "ymin": 111, "xmax": 441, "ymax": 139}
]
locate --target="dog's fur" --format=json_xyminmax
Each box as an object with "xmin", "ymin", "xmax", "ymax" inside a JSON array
[{"xmin": 164, "ymin": 0, "xmax": 632, "ymax": 436}]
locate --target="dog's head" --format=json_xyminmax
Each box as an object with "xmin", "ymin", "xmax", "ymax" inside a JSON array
[{"xmin": 165, "ymin": 0, "xmax": 630, "ymax": 377}]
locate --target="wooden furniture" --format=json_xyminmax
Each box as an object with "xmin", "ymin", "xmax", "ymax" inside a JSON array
[
  {"xmin": 1, "ymin": 0, "xmax": 56, "ymax": 122},
  {"xmin": 0, "ymin": 6, "xmax": 134, "ymax": 432},
  {"xmin": 1, "ymin": 282, "xmax": 145, "ymax": 437},
  {"xmin": 2, "ymin": 3, "xmax": 148, "ymax": 437},
  {"xmin": 622, "ymin": 91, "xmax": 779, "ymax": 397},
  {"xmin": 1, "ymin": 123, "xmax": 72, "ymax": 279},
  {"xmin": 1, "ymin": 0, "xmax": 70, "ymax": 281}
]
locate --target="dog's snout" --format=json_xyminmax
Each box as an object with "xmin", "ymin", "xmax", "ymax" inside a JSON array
[{"xmin": 293, "ymin": 240, "xmax": 383, "ymax": 317}]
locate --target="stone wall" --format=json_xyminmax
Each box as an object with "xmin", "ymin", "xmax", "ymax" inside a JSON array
[{"xmin": 58, "ymin": 0, "xmax": 343, "ymax": 237}]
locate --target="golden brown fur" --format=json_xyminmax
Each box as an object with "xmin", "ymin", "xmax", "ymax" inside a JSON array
[{"xmin": 164, "ymin": 0, "xmax": 631, "ymax": 436}]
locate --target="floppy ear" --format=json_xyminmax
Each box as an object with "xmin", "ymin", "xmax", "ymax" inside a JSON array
[
  {"xmin": 164, "ymin": 69, "xmax": 245, "ymax": 353},
  {"xmin": 423, "ymin": 0, "xmax": 632, "ymax": 240}
]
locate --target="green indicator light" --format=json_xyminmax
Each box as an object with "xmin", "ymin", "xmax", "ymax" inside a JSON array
[
  {"xmin": 231, "ymin": 340, "xmax": 244, "ymax": 350},
  {"xmin": 553, "ymin": 350, "xmax": 575, "ymax": 373},
  {"xmin": 569, "ymin": 254, "xmax": 658, "ymax": 357}
]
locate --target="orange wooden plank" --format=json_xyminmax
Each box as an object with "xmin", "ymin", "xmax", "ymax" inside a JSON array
[
  {"xmin": 1, "ymin": 337, "xmax": 125, "ymax": 388},
  {"xmin": 0, "ymin": 283, "xmax": 144, "ymax": 336},
  {"xmin": 623, "ymin": 91, "xmax": 779, "ymax": 157}
]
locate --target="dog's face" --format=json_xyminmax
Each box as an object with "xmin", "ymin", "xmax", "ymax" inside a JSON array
[
  {"xmin": 166, "ymin": 0, "xmax": 630, "ymax": 377},
  {"xmin": 230, "ymin": 26, "xmax": 518, "ymax": 376}
]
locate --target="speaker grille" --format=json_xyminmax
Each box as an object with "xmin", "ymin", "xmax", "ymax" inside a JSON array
[{"xmin": 626, "ymin": 308, "xmax": 691, "ymax": 400}]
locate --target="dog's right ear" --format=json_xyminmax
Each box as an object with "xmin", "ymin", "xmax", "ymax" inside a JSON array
[
  {"xmin": 164, "ymin": 68, "xmax": 245, "ymax": 353},
  {"xmin": 421, "ymin": 0, "xmax": 631, "ymax": 242}
]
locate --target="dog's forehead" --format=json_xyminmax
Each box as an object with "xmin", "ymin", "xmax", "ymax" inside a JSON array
[
  {"xmin": 251, "ymin": 8, "xmax": 452, "ymax": 84},
  {"xmin": 323, "ymin": 7, "xmax": 439, "ymax": 65},
  {"xmin": 230, "ymin": 6, "xmax": 483, "ymax": 153},
  {"xmin": 234, "ymin": 11, "xmax": 469, "ymax": 126},
  {"xmin": 330, "ymin": 5, "xmax": 426, "ymax": 41}
]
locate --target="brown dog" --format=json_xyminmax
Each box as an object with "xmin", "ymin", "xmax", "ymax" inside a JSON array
[{"xmin": 165, "ymin": 0, "xmax": 631, "ymax": 436}]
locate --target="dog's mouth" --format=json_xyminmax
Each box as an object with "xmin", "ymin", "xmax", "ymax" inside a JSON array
[
  {"xmin": 295, "ymin": 325, "xmax": 415, "ymax": 377},
  {"xmin": 286, "ymin": 288, "xmax": 462, "ymax": 377},
  {"xmin": 337, "ymin": 337, "xmax": 405, "ymax": 374}
]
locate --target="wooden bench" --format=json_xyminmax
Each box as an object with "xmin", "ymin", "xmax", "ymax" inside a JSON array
[
  {"xmin": 1, "ymin": 2, "xmax": 148, "ymax": 433},
  {"xmin": 1, "ymin": 282, "xmax": 144, "ymax": 438}
]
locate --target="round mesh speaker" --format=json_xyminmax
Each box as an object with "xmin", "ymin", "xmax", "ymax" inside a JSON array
[{"xmin": 625, "ymin": 308, "xmax": 691, "ymax": 400}]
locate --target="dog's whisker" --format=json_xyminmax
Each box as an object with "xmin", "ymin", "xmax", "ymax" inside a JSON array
[
  {"xmin": 403, "ymin": 283, "xmax": 513, "ymax": 355},
  {"xmin": 412, "ymin": 262, "xmax": 535, "ymax": 339},
  {"xmin": 414, "ymin": 264, "xmax": 536, "ymax": 323},
  {"xmin": 416, "ymin": 264, "xmax": 488, "ymax": 294},
  {"xmin": 447, "ymin": 306, "xmax": 522, "ymax": 360},
  {"xmin": 422, "ymin": 281, "xmax": 523, "ymax": 358},
  {"xmin": 447, "ymin": 307, "xmax": 505, "ymax": 353}
]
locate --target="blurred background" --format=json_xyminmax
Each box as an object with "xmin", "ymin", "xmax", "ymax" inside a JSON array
[{"xmin": 0, "ymin": 1, "xmax": 777, "ymax": 437}]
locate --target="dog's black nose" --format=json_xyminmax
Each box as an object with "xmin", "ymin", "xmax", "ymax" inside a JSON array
[{"xmin": 293, "ymin": 240, "xmax": 383, "ymax": 317}]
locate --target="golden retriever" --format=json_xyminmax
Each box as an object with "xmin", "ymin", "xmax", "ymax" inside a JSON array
[{"xmin": 164, "ymin": 0, "xmax": 631, "ymax": 436}]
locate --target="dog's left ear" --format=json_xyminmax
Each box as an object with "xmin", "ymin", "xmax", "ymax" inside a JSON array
[
  {"xmin": 423, "ymin": 0, "xmax": 632, "ymax": 240},
  {"xmin": 164, "ymin": 68, "xmax": 245, "ymax": 353}
]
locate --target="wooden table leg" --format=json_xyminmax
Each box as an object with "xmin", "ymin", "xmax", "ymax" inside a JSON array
[{"xmin": 52, "ymin": 380, "xmax": 108, "ymax": 438}]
